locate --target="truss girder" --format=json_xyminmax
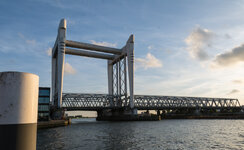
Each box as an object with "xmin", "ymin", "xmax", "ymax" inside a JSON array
[
  {"xmin": 62, "ymin": 93, "xmax": 240, "ymax": 111},
  {"xmin": 133, "ymin": 95, "xmax": 240, "ymax": 109}
]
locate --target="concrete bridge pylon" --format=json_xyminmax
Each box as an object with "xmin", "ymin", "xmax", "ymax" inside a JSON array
[{"xmin": 51, "ymin": 19, "xmax": 137, "ymax": 119}]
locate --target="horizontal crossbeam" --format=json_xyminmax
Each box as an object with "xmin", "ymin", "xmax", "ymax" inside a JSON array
[
  {"xmin": 65, "ymin": 48, "xmax": 116, "ymax": 60},
  {"xmin": 65, "ymin": 40, "xmax": 122, "ymax": 55}
]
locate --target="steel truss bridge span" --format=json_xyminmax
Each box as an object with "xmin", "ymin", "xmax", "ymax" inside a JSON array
[{"xmin": 62, "ymin": 93, "xmax": 240, "ymax": 111}]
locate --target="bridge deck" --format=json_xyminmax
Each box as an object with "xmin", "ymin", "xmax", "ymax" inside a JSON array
[{"xmin": 62, "ymin": 93, "xmax": 240, "ymax": 111}]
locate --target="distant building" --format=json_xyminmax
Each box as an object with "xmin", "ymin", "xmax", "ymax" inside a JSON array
[{"xmin": 38, "ymin": 87, "xmax": 50, "ymax": 121}]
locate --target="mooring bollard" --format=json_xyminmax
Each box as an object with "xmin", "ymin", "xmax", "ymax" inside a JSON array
[{"xmin": 0, "ymin": 72, "xmax": 39, "ymax": 150}]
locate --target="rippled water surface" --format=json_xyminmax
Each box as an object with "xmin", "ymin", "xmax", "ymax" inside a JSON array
[{"xmin": 37, "ymin": 119, "xmax": 244, "ymax": 150}]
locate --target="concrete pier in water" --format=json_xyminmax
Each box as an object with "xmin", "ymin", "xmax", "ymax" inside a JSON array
[{"xmin": 0, "ymin": 72, "xmax": 39, "ymax": 150}]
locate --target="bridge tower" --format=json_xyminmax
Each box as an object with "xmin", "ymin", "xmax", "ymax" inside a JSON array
[{"xmin": 51, "ymin": 19, "xmax": 136, "ymax": 119}]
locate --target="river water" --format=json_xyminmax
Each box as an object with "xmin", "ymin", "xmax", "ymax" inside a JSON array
[{"xmin": 37, "ymin": 118, "xmax": 244, "ymax": 150}]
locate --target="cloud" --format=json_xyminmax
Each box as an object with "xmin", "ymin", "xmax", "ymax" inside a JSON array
[
  {"xmin": 26, "ymin": 39, "xmax": 36, "ymax": 45},
  {"xmin": 18, "ymin": 33, "xmax": 36, "ymax": 45},
  {"xmin": 185, "ymin": 27, "xmax": 214, "ymax": 60},
  {"xmin": 135, "ymin": 53, "xmax": 163, "ymax": 69},
  {"xmin": 232, "ymin": 80, "xmax": 243, "ymax": 84},
  {"xmin": 227, "ymin": 89, "xmax": 240, "ymax": 95},
  {"xmin": 46, "ymin": 47, "xmax": 52, "ymax": 56},
  {"xmin": 212, "ymin": 44, "xmax": 244, "ymax": 67},
  {"xmin": 148, "ymin": 45, "xmax": 153, "ymax": 50},
  {"xmin": 225, "ymin": 34, "xmax": 231, "ymax": 39},
  {"xmin": 18, "ymin": 33, "xmax": 25, "ymax": 39},
  {"xmin": 64, "ymin": 62, "xmax": 76, "ymax": 75},
  {"xmin": 90, "ymin": 40, "xmax": 117, "ymax": 47}
]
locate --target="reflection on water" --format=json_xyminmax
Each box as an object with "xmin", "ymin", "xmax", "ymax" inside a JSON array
[{"xmin": 37, "ymin": 119, "xmax": 244, "ymax": 150}]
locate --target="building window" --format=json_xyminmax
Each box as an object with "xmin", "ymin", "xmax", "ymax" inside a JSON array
[
  {"xmin": 39, "ymin": 97, "xmax": 50, "ymax": 104},
  {"xmin": 38, "ymin": 105, "xmax": 49, "ymax": 111},
  {"xmin": 39, "ymin": 89, "xmax": 50, "ymax": 96},
  {"xmin": 38, "ymin": 87, "xmax": 50, "ymax": 121}
]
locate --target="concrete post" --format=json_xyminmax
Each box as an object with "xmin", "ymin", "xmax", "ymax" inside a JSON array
[
  {"xmin": 126, "ymin": 34, "xmax": 135, "ymax": 109},
  {"xmin": 107, "ymin": 60, "xmax": 114, "ymax": 106},
  {"xmin": 0, "ymin": 72, "xmax": 39, "ymax": 150},
  {"xmin": 124, "ymin": 57, "xmax": 128, "ymax": 106},
  {"xmin": 57, "ymin": 19, "xmax": 66, "ymax": 108},
  {"xmin": 51, "ymin": 56, "xmax": 56, "ymax": 105},
  {"xmin": 116, "ymin": 62, "xmax": 119, "ymax": 106}
]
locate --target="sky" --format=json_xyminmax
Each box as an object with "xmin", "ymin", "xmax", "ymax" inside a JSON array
[{"xmin": 1, "ymin": 0, "xmax": 244, "ymax": 111}]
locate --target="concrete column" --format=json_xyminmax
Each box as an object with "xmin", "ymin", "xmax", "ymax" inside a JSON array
[
  {"xmin": 51, "ymin": 56, "xmax": 56, "ymax": 105},
  {"xmin": 118, "ymin": 59, "xmax": 121, "ymax": 101},
  {"xmin": 116, "ymin": 62, "xmax": 119, "ymax": 106},
  {"xmin": 57, "ymin": 19, "xmax": 66, "ymax": 108},
  {"xmin": 124, "ymin": 57, "xmax": 128, "ymax": 106},
  {"xmin": 0, "ymin": 72, "xmax": 39, "ymax": 150},
  {"xmin": 107, "ymin": 60, "xmax": 114, "ymax": 106},
  {"xmin": 126, "ymin": 34, "xmax": 135, "ymax": 109},
  {"xmin": 107, "ymin": 60, "xmax": 113, "ymax": 95}
]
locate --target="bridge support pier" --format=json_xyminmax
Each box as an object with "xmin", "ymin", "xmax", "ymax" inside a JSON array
[
  {"xmin": 50, "ymin": 108, "xmax": 65, "ymax": 120},
  {"xmin": 96, "ymin": 108, "xmax": 140, "ymax": 121},
  {"xmin": 96, "ymin": 108, "xmax": 159, "ymax": 121}
]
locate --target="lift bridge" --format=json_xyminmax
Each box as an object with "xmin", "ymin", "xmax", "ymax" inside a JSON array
[{"xmin": 51, "ymin": 19, "xmax": 240, "ymax": 118}]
